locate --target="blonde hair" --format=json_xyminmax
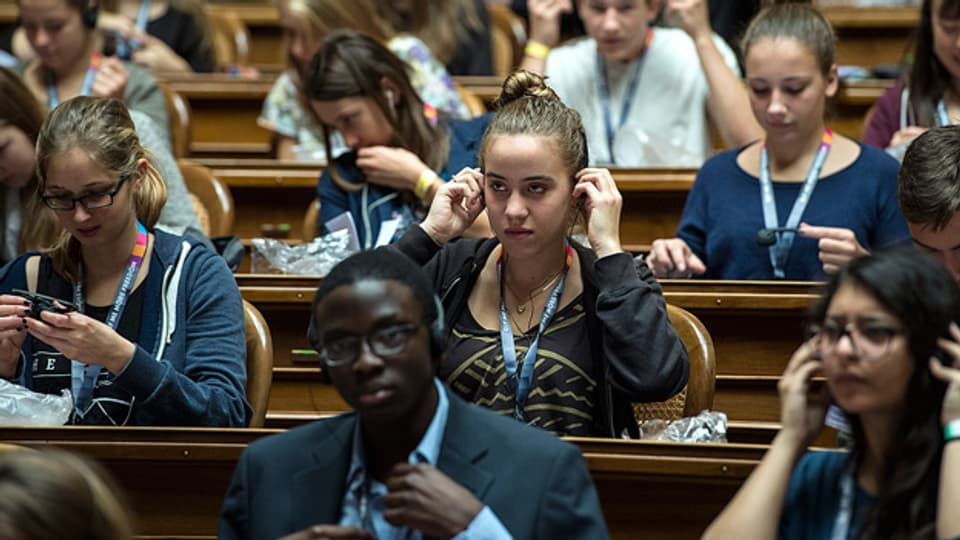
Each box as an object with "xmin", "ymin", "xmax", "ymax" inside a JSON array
[
  {"xmin": 35, "ymin": 97, "xmax": 167, "ymax": 280},
  {"xmin": 481, "ymin": 70, "xmax": 588, "ymax": 181},
  {"xmin": 0, "ymin": 448, "xmax": 134, "ymax": 540}
]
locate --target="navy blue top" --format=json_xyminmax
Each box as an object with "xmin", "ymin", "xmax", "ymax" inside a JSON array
[
  {"xmin": 317, "ymin": 114, "xmax": 490, "ymax": 249},
  {"xmin": 779, "ymin": 451, "xmax": 874, "ymax": 540},
  {"xmin": 676, "ymin": 143, "xmax": 910, "ymax": 280}
]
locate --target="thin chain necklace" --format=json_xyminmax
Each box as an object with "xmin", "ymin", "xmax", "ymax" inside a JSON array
[{"xmin": 503, "ymin": 268, "xmax": 564, "ymax": 314}]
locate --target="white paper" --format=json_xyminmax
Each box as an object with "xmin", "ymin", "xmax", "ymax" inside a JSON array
[{"xmin": 375, "ymin": 218, "xmax": 400, "ymax": 247}]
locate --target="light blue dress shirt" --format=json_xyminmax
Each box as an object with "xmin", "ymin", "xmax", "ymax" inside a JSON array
[{"xmin": 338, "ymin": 379, "xmax": 512, "ymax": 540}]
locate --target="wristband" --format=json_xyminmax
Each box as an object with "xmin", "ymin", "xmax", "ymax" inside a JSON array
[
  {"xmin": 414, "ymin": 169, "xmax": 439, "ymax": 200},
  {"xmin": 946, "ymin": 418, "xmax": 960, "ymax": 442},
  {"xmin": 524, "ymin": 40, "xmax": 551, "ymax": 60}
]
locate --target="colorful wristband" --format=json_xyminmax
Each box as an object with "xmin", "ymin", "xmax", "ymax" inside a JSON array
[
  {"xmin": 946, "ymin": 418, "xmax": 960, "ymax": 442},
  {"xmin": 524, "ymin": 40, "xmax": 551, "ymax": 60},
  {"xmin": 414, "ymin": 169, "xmax": 438, "ymax": 200}
]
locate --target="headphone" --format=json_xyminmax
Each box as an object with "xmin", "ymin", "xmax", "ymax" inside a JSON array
[
  {"xmin": 384, "ymin": 89, "xmax": 396, "ymax": 117},
  {"xmin": 429, "ymin": 294, "xmax": 446, "ymax": 360},
  {"xmin": 82, "ymin": 0, "xmax": 99, "ymax": 29}
]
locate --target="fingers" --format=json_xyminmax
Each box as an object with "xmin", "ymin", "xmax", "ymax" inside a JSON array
[
  {"xmin": 648, "ymin": 238, "xmax": 705, "ymax": 277},
  {"xmin": 799, "ymin": 224, "xmax": 867, "ymax": 274},
  {"xmin": 92, "ymin": 57, "xmax": 128, "ymax": 99}
]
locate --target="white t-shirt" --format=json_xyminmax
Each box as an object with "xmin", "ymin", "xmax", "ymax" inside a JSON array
[{"xmin": 545, "ymin": 28, "xmax": 740, "ymax": 167}]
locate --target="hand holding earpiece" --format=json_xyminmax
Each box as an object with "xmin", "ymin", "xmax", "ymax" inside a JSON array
[
  {"xmin": 646, "ymin": 238, "xmax": 707, "ymax": 278},
  {"xmin": 778, "ymin": 338, "xmax": 829, "ymax": 449},
  {"xmin": 932, "ymin": 322, "xmax": 960, "ymax": 426},
  {"xmin": 91, "ymin": 56, "xmax": 128, "ymax": 100},
  {"xmin": 665, "ymin": 0, "xmax": 712, "ymax": 42},
  {"xmin": 419, "ymin": 168, "xmax": 484, "ymax": 245},
  {"xmin": 0, "ymin": 294, "xmax": 30, "ymax": 378},
  {"xmin": 356, "ymin": 146, "xmax": 429, "ymax": 194},
  {"xmin": 526, "ymin": 0, "xmax": 572, "ymax": 49},
  {"xmin": 572, "ymin": 168, "xmax": 623, "ymax": 258},
  {"xmin": 798, "ymin": 222, "xmax": 869, "ymax": 275}
]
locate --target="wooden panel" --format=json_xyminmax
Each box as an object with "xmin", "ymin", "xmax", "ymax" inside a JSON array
[{"xmin": 0, "ymin": 426, "xmax": 800, "ymax": 540}]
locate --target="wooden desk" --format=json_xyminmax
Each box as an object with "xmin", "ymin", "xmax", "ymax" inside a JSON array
[
  {"xmin": 0, "ymin": 426, "xmax": 795, "ymax": 539},
  {"xmin": 237, "ymin": 276, "xmax": 821, "ymax": 425},
  {"xmin": 824, "ymin": 6, "xmax": 918, "ymax": 68}
]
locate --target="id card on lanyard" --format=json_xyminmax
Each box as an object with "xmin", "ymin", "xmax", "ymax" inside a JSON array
[
  {"xmin": 47, "ymin": 51, "xmax": 102, "ymax": 109},
  {"xmin": 596, "ymin": 29, "xmax": 653, "ymax": 165},
  {"xmin": 496, "ymin": 242, "xmax": 573, "ymax": 420},
  {"xmin": 830, "ymin": 461, "xmax": 857, "ymax": 540},
  {"xmin": 70, "ymin": 221, "xmax": 148, "ymax": 417},
  {"xmin": 758, "ymin": 129, "xmax": 833, "ymax": 279}
]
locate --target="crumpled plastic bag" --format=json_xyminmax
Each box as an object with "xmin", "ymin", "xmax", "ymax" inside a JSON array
[
  {"xmin": 250, "ymin": 229, "xmax": 357, "ymax": 275},
  {"xmin": 0, "ymin": 378, "xmax": 72, "ymax": 426},
  {"xmin": 637, "ymin": 410, "xmax": 727, "ymax": 443}
]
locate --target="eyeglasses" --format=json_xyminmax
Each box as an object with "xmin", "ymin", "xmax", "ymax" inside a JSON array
[
  {"xmin": 41, "ymin": 175, "xmax": 131, "ymax": 211},
  {"xmin": 315, "ymin": 323, "xmax": 422, "ymax": 367},
  {"xmin": 814, "ymin": 320, "xmax": 904, "ymax": 360}
]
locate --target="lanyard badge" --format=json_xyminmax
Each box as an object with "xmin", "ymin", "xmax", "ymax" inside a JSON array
[
  {"xmin": 758, "ymin": 129, "xmax": 832, "ymax": 279},
  {"xmin": 47, "ymin": 51, "xmax": 102, "ymax": 109}
]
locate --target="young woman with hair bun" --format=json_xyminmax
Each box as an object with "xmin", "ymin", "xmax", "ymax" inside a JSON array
[
  {"xmin": 0, "ymin": 96, "xmax": 248, "ymax": 427},
  {"xmin": 392, "ymin": 69, "xmax": 689, "ymax": 439}
]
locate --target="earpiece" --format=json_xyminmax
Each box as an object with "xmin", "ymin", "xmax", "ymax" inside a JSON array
[
  {"xmin": 385, "ymin": 89, "xmax": 396, "ymax": 116},
  {"xmin": 430, "ymin": 294, "xmax": 445, "ymax": 359},
  {"xmin": 82, "ymin": 0, "xmax": 99, "ymax": 29}
]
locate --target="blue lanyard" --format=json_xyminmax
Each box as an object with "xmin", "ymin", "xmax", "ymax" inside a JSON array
[
  {"xmin": 758, "ymin": 129, "xmax": 833, "ymax": 279},
  {"xmin": 496, "ymin": 243, "xmax": 571, "ymax": 420},
  {"xmin": 47, "ymin": 52, "xmax": 101, "ymax": 109},
  {"xmin": 69, "ymin": 221, "xmax": 148, "ymax": 417},
  {"xmin": 116, "ymin": 0, "xmax": 151, "ymax": 58},
  {"xmin": 595, "ymin": 29, "xmax": 652, "ymax": 165},
  {"xmin": 829, "ymin": 461, "xmax": 856, "ymax": 540}
]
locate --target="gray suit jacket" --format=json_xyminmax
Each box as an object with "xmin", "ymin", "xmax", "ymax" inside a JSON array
[{"xmin": 219, "ymin": 388, "xmax": 609, "ymax": 539}]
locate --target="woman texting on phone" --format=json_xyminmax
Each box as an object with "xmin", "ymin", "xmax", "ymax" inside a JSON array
[
  {"xmin": 703, "ymin": 249, "xmax": 960, "ymax": 539},
  {"xmin": 0, "ymin": 97, "xmax": 248, "ymax": 426},
  {"xmin": 392, "ymin": 70, "xmax": 688, "ymax": 438}
]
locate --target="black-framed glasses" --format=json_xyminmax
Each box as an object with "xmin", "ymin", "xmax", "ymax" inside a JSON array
[
  {"xmin": 41, "ymin": 175, "xmax": 131, "ymax": 211},
  {"xmin": 815, "ymin": 320, "xmax": 904, "ymax": 360},
  {"xmin": 316, "ymin": 323, "xmax": 422, "ymax": 367}
]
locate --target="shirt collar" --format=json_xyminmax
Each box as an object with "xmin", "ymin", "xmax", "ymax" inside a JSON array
[{"xmin": 345, "ymin": 378, "xmax": 449, "ymax": 489}]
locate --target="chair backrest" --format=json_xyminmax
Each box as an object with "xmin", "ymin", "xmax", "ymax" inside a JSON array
[
  {"xmin": 158, "ymin": 81, "xmax": 192, "ymax": 159},
  {"xmin": 177, "ymin": 160, "xmax": 235, "ymax": 237},
  {"xmin": 208, "ymin": 9, "xmax": 250, "ymax": 67},
  {"xmin": 454, "ymin": 82, "xmax": 487, "ymax": 118},
  {"xmin": 302, "ymin": 199, "xmax": 320, "ymax": 241},
  {"xmin": 242, "ymin": 299, "xmax": 273, "ymax": 428},
  {"xmin": 633, "ymin": 304, "xmax": 716, "ymax": 422},
  {"xmin": 488, "ymin": 4, "xmax": 527, "ymax": 76}
]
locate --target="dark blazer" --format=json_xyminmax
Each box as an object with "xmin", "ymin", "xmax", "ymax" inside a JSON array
[{"xmin": 219, "ymin": 388, "xmax": 609, "ymax": 540}]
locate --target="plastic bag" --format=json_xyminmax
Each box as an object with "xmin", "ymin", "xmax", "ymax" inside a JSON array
[
  {"xmin": 637, "ymin": 410, "xmax": 728, "ymax": 443},
  {"xmin": 249, "ymin": 229, "xmax": 358, "ymax": 275},
  {"xmin": 0, "ymin": 378, "xmax": 72, "ymax": 426}
]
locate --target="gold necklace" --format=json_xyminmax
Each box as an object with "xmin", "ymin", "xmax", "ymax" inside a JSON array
[{"xmin": 503, "ymin": 268, "xmax": 563, "ymax": 314}]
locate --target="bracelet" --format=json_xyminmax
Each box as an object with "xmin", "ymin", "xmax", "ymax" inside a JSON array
[
  {"xmin": 524, "ymin": 40, "xmax": 551, "ymax": 60},
  {"xmin": 946, "ymin": 418, "xmax": 960, "ymax": 442},
  {"xmin": 414, "ymin": 169, "xmax": 439, "ymax": 200}
]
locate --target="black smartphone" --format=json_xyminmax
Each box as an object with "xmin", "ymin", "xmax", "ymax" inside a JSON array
[{"xmin": 11, "ymin": 289, "xmax": 77, "ymax": 319}]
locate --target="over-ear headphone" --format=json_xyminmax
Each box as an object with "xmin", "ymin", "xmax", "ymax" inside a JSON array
[
  {"xmin": 384, "ymin": 89, "xmax": 396, "ymax": 116},
  {"xmin": 429, "ymin": 294, "xmax": 446, "ymax": 359},
  {"xmin": 82, "ymin": 0, "xmax": 99, "ymax": 29}
]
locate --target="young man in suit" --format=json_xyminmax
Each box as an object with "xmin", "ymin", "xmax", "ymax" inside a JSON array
[{"xmin": 218, "ymin": 248, "xmax": 609, "ymax": 540}]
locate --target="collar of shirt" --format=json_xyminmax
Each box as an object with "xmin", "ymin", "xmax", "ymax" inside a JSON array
[{"xmin": 338, "ymin": 378, "xmax": 450, "ymax": 538}]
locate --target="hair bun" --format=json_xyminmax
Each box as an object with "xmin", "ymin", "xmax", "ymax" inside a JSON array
[{"xmin": 493, "ymin": 70, "xmax": 559, "ymax": 109}]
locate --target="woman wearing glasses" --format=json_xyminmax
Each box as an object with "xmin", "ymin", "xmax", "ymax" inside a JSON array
[
  {"xmin": 0, "ymin": 96, "xmax": 249, "ymax": 427},
  {"xmin": 703, "ymin": 249, "xmax": 960, "ymax": 539}
]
